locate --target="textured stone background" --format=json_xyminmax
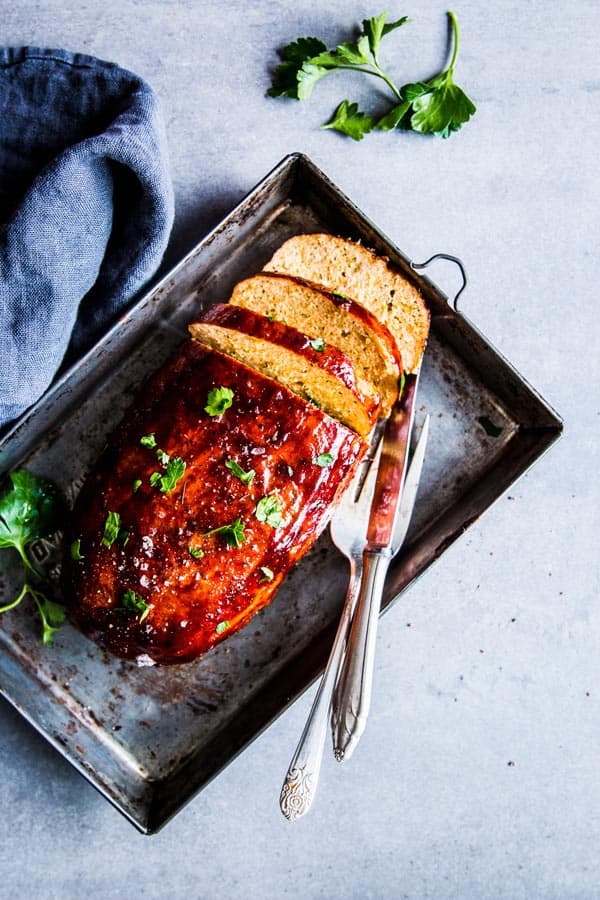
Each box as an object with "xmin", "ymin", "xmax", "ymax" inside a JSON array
[{"xmin": 1, "ymin": 2, "xmax": 598, "ymax": 897}]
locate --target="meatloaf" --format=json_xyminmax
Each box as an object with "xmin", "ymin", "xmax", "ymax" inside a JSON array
[{"xmin": 64, "ymin": 340, "xmax": 366, "ymax": 665}]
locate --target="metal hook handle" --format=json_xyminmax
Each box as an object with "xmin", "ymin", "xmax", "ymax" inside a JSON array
[{"xmin": 411, "ymin": 253, "xmax": 468, "ymax": 311}]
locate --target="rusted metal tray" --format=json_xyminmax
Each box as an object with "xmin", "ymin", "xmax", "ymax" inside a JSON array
[{"xmin": 0, "ymin": 153, "xmax": 562, "ymax": 832}]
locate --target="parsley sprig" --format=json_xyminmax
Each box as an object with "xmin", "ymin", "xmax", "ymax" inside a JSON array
[
  {"xmin": 269, "ymin": 10, "xmax": 475, "ymax": 141},
  {"xmin": 255, "ymin": 495, "xmax": 284, "ymax": 529},
  {"xmin": 225, "ymin": 459, "xmax": 256, "ymax": 485},
  {"xmin": 201, "ymin": 518, "xmax": 246, "ymax": 548},
  {"xmin": 0, "ymin": 470, "xmax": 67, "ymax": 643}
]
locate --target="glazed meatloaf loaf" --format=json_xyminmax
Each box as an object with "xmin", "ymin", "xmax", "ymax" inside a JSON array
[{"xmin": 65, "ymin": 340, "xmax": 367, "ymax": 665}]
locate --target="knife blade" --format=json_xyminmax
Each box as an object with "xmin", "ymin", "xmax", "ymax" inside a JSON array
[
  {"xmin": 367, "ymin": 373, "xmax": 419, "ymax": 548},
  {"xmin": 331, "ymin": 375, "xmax": 424, "ymax": 761}
]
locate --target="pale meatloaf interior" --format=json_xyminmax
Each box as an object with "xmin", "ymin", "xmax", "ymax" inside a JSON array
[
  {"xmin": 229, "ymin": 272, "xmax": 401, "ymax": 415},
  {"xmin": 189, "ymin": 304, "xmax": 379, "ymax": 437},
  {"xmin": 264, "ymin": 232, "xmax": 430, "ymax": 374}
]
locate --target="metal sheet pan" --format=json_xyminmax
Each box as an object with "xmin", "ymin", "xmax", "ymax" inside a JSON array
[{"xmin": 0, "ymin": 153, "xmax": 562, "ymax": 833}]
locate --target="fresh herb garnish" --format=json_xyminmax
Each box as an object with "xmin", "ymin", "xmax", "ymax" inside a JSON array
[
  {"xmin": 225, "ymin": 459, "xmax": 256, "ymax": 485},
  {"xmin": 309, "ymin": 337, "xmax": 327, "ymax": 351},
  {"xmin": 202, "ymin": 517, "xmax": 246, "ymax": 548},
  {"xmin": 322, "ymin": 101, "xmax": 374, "ymax": 141},
  {"xmin": 255, "ymin": 495, "xmax": 284, "ymax": 529},
  {"xmin": 478, "ymin": 416, "xmax": 503, "ymax": 438},
  {"xmin": 102, "ymin": 511, "xmax": 122, "ymax": 549},
  {"xmin": 313, "ymin": 452, "xmax": 336, "ymax": 467},
  {"xmin": 156, "ymin": 448, "xmax": 171, "ymax": 467},
  {"xmin": 132, "ymin": 479, "xmax": 142, "ymax": 493},
  {"xmin": 189, "ymin": 545, "xmax": 205, "ymax": 559},
  {"xmin": 205, "ymin": 386, "xmax": 234, "ymax": 417},
  {"xmin": 398, "ymin": 371, "xmax": 406, "ymax": 400},
  {"xmin": 269, "ymin": 11, "xmax": 475, "ymax": 141},
  {"xmin": 140, "ymin": 434, "xmax": 157, "ymax": 449},
  {"xmin": 121, "ymin": 588, "xmax": 150, "ymax": 622},
  {"xmin": 70, "ymin": 539, "xmax": 83, "ymax": 560},
  {"xmin": 259, "ymin": 566, "xmax": 275, "ymax": 583},
  {"xmin": 215, "ymin": 620, "xmax": 230, "ymax": 635},
  {"xmin": 149, "ymin": 457, "xmax": 186, "ymax": 494},
  {"xmin": 0, "ymin": 470, "xmax": 63, "ymax": 571},
  {"xmin": 0, "ymin": 470, "xmax": 66, "ymax": 643}
]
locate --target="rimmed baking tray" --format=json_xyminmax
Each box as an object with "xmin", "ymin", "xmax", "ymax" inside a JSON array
[{"xmin": 0, "ymin": 153, "xmax": 562, "ymax": 833}]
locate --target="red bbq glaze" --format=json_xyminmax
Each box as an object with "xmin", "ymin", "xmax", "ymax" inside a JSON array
[{"xmin": 63, "ymin": 341, "xmax": 366, "ymax": 665}]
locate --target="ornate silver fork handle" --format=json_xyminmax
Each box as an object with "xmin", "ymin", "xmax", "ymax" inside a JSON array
[{"xmin": 279, "ymin": 554, "xmax": 363, "ymax": 821}]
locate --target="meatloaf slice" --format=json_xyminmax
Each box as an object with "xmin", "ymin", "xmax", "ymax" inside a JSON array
[
  {"xmin": 229, "ymin": 272, "xmax": 401, "ymax": 415},
  {"xmin": 189, "ymin": 304, "xmax": 380, "ymax": 437},
  {"xmin": 264, "ymin": 233, "xmax": 430, "ymax": 374}
]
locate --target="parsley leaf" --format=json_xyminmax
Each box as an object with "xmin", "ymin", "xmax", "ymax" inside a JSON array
[
  {"xmin": 189, "ymin": 545, "xmax": 205, "ymax": 559},
  {"xmin": 407, "ymin": 13, "xmax": 476, "ymax": 138},
  {"xmin": 121, "ymin": 588, "xmax": 150, "ymax": 622},
  {"xmin": 255, "ymin": 495, "xmax": 284, "ymax": 529},
  {"xmin": 149, "ymin": 457, "xmax": 186, "ymax": 494},
  {"xmin": 322, "ymin": 100, "xmax": 374, "ymax": 141},
  {"xmin": 202, "ymin": 517, "xmax": 246, "ymax": 548},
  {"xmin": 267, "ymin": 36, "xmax": 327, "ymax": 99},
  {"xmin": 259, "ymin": 566, "xmax": 275, "ymax": 583},
  {"xmin": 215, "ymin": 620, "xmax": 230, "ymax": 635},
  {"xmin": 35, "ymin": 594, "xmax": 67, "ymax": 644},
  {"xmin": 225, "ymin": 459, "xmax": 256, "ymax": 485},
  {"xmin": 268, "ymin": 11, "xmax": 475, "ymax": 141},
  {"xmin": 0, "ymin": 470, "xmax": 66, "ymax": 643},
  {"xmin": 156, "ymin": 448, "xmax": 171, "ymax": 467},
  {"xmin": 205, "ymin": 386, "xmax": 234, "ymax": 417},
  {"xmin": 309, "ymin": 337, "xmax": 326, "ymax": 351},
  {"xmin": 102, "ymin": 511, "xmax": 122, "ymax": 549},
  {"xmin": 132, "ymin": 479, "xmax": 142, "ymax": 493},
  {"xmin": 70, "ymin": 539, "xmax": 83, "ymax": 560},
  {"xmin": 140, "ymin": 433, "xmax": 157, "ymax": 449},
  {"xmin": 313, "ymin": 452, "xmax": 336, "ymax": 467},
  {"xmin": 0, "ymin": 470, "xmax": 63, "ymax": 572}
]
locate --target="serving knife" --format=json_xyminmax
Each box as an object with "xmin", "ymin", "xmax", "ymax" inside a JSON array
[{"xmin": 331, "ymin": 373, "xmax": 422, "ymax": 762}]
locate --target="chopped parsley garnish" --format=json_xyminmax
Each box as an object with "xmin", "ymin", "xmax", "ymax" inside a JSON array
[
  {"xmin": 255, "ymin": 494, "xmax": 284, "ymax": 529},
  {"xmin": 132, "ymin": 479, "xmax": 142, "ymax": 493},
  {"xmin": 102, "ymin": 511, "xmax": 122, "ymax": 548},
  {"xmin": 202, "ymin": 517, "xmax": 246, "ymax": 548},
  {"xmin": 259, "ymin": 566, "xmax": 275, "ymax": 583},
  {"xmin": 70, "ymin": 538, "xmax": 83, "ymax": 560},
  {"xmin": 205, "ymin": 386, "xmax": 234, "ymax": 417},
  {"xmin": 309, "ymin": 337, "xmax": 326, "ymax": 351},
  {"xmin": 225, "ymin": 458, "xmax": 256, "ymax": 485},
  {"xmin": 121, "ymin": 588, "xmax": 150, "ymax": 622},
  {"xmin": 313, "ymin": 451, "xmax": 336, "ymax": 467},
  {"xmin": 215, "ymin": 620, "xmax": 230, "ymax": 635},
  {"xmin": 398, "ymin": 371, "xmax": 406, "ymax": 400},
  {"xmin": 156, "ymin": 448, "xmax": 171, "ymax": 467},
  {"xmin": 189, "ymin": 545, "xmax": 205, "ymax": 559},
  {"xmin": 149, "ymin": 457, "xmax": 186, "ymax": 494},
  {"xmin": 140, "ymin": 433, "xmax": 157, "ymax": 449}
]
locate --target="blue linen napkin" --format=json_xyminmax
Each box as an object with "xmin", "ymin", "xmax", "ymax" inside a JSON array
[{"xmin": 0, "ymin": 47, "xmax": 175, "ymax": 429}]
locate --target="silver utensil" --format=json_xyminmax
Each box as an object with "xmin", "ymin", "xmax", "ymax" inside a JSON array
[
  {"xmin": 279, "ymin": 446, "xmax": 381, "ymax": 821},
  {"xmin": 279, "ymin": 412, "xmax": 429, "ymax": 819},
  {"xmin": 331, "ymin": 379, "xmax": 425, "ymax": 762}
]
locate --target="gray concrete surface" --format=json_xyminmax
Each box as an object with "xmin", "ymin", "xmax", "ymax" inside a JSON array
[{"xmin": 1, "ymin": 1, "xmax": 599, "ymax": 897}]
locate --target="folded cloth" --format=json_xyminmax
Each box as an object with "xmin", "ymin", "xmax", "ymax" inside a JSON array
[{"xmin": 0, "ymin": 47, "xmax": 175, "ymax": 429}]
